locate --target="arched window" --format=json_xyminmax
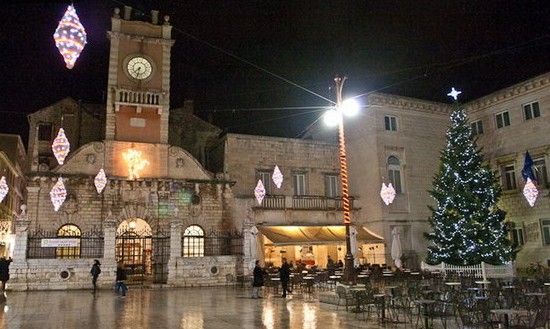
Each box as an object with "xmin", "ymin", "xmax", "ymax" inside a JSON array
[
  {"xmin": 56, "ymin": 224, "xmax": 81, "ymax": 259},
  {"xmin": 388, "ymin": 156, "xmax": 403, "ymax": 194},
  {"xmin": 183, "ymin": 225, "xmax": 204, "ymax": 257}
]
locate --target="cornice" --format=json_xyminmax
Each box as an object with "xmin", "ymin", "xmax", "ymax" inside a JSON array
[
  {"xmin": 107, "ymin": 31, "xmax": 175, "ymax": 46},
  {"xmin": 464, "ymin": 72, "xmax": 550, "ymax": 113},
  {"xmin": 367, "ymin": 92, "xmax": 452, "ymax": 115}
]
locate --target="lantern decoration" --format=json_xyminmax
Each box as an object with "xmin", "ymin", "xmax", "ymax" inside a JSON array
[
  {"xmin": 380, "ymin": 182, "xmax": 396, "ymax": 205},
  {"xmin": 53, "ymin": 5, "xmax": 87, "ymax": 69},
  {"xmin": 94, "ymin": 168, "xmax": 107, "ymax": 194},
  {"xmin": 522, "ymin": 178, "xmax": 538, "ymax": 207},
  {"xmin": 50, "ymin": 177, "xmax": 67, "ymax": 211},
  {"xmin": 254, "ymin": 180, "xmax": 266, "ymax": 205},
  {"xmin": 122, "ymin": 149, "xmax": 149, "ymax": 180},
  {"xmin": 272, "ymin": 165, "xmax": 283, "ymax": 189},
  {"xmin": 52, "ymin": 128, "xmax": 70, "ymax": 165},
  {"xmin": 0, "ymin": 176, "xmax": 8, "ymax": 203}
]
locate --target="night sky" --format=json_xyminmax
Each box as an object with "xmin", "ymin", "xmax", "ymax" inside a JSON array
[{"xmin": 2, "ymin": 1, "xmax": 550, "ymax": 144}]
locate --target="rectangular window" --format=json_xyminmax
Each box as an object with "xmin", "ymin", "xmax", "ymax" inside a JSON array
[
  {"xmin": 384, "ymin": 115, "xmax": 397, "ymax": 131},
  {"xmin": 533, "ymin": 158, "xmax": 548, "ymax": 187},
  {"xmin": 293, "ymin": 173, "xmax": 307, "ymax": 196},
  {"xmin": 495, "ymin": 111, "xmax": 510, "ymax": 129},
  {"xmin": 470, "ymin": 120, "xmax": 484, "ymax": 136},
  {"xmin": 541, "ymin": 219, "xmax": 550, "ymax": 245},
  {"xmin": 38, "ymin": 123, "xmax": 53, "ymax": 141},
  {"xmin": 503, "ymin": 164, "xmax": 517, "ymax": 190},
  {"xmin": 325, "ymin": 174, "xmax": 339, "ymax": 197},
  {"xmin": 508, "ymin": 222, "xmax": 524, "ymax": 247},
  {"xmin": 258, "ymin": 171, "xmax": 272, "ymax": 195},
  {"xmin": 388, "ymin": 169, "xmax": 402, "ymax": 193},
  {"xmin": 523, "ymin": 101, "xmax": 541, "ymax": 121}
]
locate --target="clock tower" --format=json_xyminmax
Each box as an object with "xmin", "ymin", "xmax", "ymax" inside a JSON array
[{"xmin": 105, "ymin": 6, "xmax": 174, "ymax": 144}]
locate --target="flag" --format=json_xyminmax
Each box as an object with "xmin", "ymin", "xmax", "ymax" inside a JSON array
[{"xmin": 521, "ymin": 151, "xmax": 536, "ymax": 182}]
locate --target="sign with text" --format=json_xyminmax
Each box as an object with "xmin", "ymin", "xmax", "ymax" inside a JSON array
[{"xmin": 41, "ymin": 238, "xmax": 80, "ymax": 248}]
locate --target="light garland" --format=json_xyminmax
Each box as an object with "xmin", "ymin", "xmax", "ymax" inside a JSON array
[
  {"xmin": 0, "ymin": 176, "xmax": 8, "ymax": 203},
  {"xmin": 52, "ymin": 128, "xmax": 70, "ymax": 165},
  {"xmin": 122, "ymin": 149, "xmax": 149, "ymax": 180},
  {"xmin": 94, "ymin": 168, "xmax": 107, "ymax": 194},
  {"xmin": 50, "ymin": 177, "xmax": 67, "ymax": 211},
  {"xmin": 272, "ymin": 165, "xmax": 283, "ymax": 189},
  {"xmin": 522, "ymin": 178, "xmax": 538, "ymax": 207},
  {"xmin": 254, "ymin": 180, "xmax": 266, "ymax": 205},
  {"xmin": 53, "ymin": 5, "xmax": 87, "ymax": 69},
  {"xmin": 380, "ymin": 182, "xmax": 396, "ymax": 205}
]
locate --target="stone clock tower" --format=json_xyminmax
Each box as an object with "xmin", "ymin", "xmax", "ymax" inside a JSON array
[{"xmin": 105, "ymin": 7, "xmax": 174, "ymax": 144}]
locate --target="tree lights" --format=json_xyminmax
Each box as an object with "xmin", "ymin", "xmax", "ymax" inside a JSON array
[{"xmin": 53, "ymin": 5, "xmax": 87, "ymax": 69}]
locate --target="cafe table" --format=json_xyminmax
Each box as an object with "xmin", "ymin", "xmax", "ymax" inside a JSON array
[
  {"xmin": 414, "ymin": 299, "xmax": 436, "ymax": 329},
  {"xmin": 490, "ymin": 309, "xmax": 529, "ymax": 329}
]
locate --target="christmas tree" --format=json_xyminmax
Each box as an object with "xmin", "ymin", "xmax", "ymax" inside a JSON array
[{"xmin": 425, "ymin": 102, "xmax": 514, "ymax": 265}]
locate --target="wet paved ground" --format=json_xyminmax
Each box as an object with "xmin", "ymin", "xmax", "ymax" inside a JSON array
[{"xmin": 0, "ymin": 286, "xmax": 456, "ymax": 329}]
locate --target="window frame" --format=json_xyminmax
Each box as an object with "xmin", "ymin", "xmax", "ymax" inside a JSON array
[
  {"xmin": 37, "ymin": 123, "xmax": 54, "ymax": 141},
  {"xmin": 523, "ymin": 101, "xmax": 541, "ymax": 121},
  {"xmin": 292, "ymin": 172, "xmax": 307, "ymax": 196},
  {"xmin": 325, "ymin": 174, "xmax": 339, "ymax": 198},
  {"xmin": 502, "ymin": 164, "xmax": 517, "ymax": 190},
  {"xmin": 56, "ymin": 224, "xmax": 82, "ymax": 259},
  {"xmin": 257, "ymin": 171, "xmax": 273, "ymax": 195},
  {"xmin": 183, "ymin": 225, "xmax": 205, "ymax": 257},
  {"xmin": 508, "ymin": 222, "xmax": 525, "ymax": 248},
  {"xmin": 541, "ymin": 219, "xmax": 550, "ymax": 246},
  {"xmin": 384, "ymin": 115, "xmax": 398, "ymax": 131},
  {"xmin": 470, "ymin": 120, "xmax": 484, "ymax": 136},
  {"xmin": 387, "ymin": 156, "xmax": 403, "ymax": 194},
  {"xmin": 533, "ymin": 157, "xmax": 548, "ymax": 188},
  {"xmin": 495, "ymin": 111, "xmax": 511, "ymax": 129}
]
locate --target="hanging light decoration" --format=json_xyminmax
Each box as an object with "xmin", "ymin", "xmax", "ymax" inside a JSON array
[
  {"xmin": 94, "ymin": 168, "xmax": 107, "ymax": 194},
  {"xmin": 254, "ymin": 180, "xmax": 266, "ymax": 205},
  {"xmin": 522, "ymin": 178, "xmax": 538, "ymax": 207},
  {"xmin": 52, "ymin": 128, "xmax": 70, "ymax": 165},
  {"xmin": 53, "ymin": 5, "xmax": 87, "ymax": 69},
  {"xmin": 122, "ymin": 149, "xmax": 149, "ymax": 180},
  {"xmin": 50, "ymin": 177, "xmax": 67, "ymax": 211},
  {"xmin": 272, "ymin": 165, "xmax": 283, "ymax": 189},
  {"xmin": 0, "ymin": 176, "xmax": 8, "ymax": 203},
  {"xmin": 380, "ymin": 182, "xmax": 396, "ymax": 205}
]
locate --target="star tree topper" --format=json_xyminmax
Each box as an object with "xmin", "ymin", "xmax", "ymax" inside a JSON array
[{"xmin": 447, "ymin": 87, "xmax": 462, "ymax": 101}]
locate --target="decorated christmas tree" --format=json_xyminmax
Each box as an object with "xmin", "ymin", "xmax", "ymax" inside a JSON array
[{"xmin": 425, "ymin": 97, "xmax": 514, "ymax": 265}]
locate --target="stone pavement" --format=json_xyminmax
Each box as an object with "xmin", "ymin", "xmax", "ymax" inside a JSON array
[{"xmin": 0, "ymin": 286, "xmax": 457, "ymax": 329}]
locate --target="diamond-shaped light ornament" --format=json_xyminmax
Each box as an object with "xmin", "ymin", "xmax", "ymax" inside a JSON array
[
  {"xmin": 52, "ymin": 128, "xmax": 70, "ymax": 165},
  {"xmin": 53, "ymin": 5, "xmax": 87, "ymax": 69},
  {"xmin": 254, "ymin": 180, "xmax": 266, "ymax": 205},
  {"xmin": 523, "ymin": 178, "xmax": 538, "ymax": 207},
  {"xmin": 50, "ymin": 177, "xmax": 67, "ymax": 211},
  {"xmin": 272, "ymin": 165, "xmax": 283, "ymax": 189},
  {"xmin": 380, "ymin": 182, "xmax": 396, "ymax": 205},
  {"xmin": 94, "ymin": 168, "xmax": 107, "ymax": 194},
  {"xmin": 0, "ymin": 176, "xmax": 8, "ymax": 203}
]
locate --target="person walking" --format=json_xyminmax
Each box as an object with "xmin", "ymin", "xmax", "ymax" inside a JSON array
[
  {"xmin": 115, "ymin": 262, "xmax": 128, "ymax": 298},
  {"xmin": 0, "ymin": 257, "xmax": 12, "ymax": 291},
  {"xmin": 251, "ymin": 260, "xmax": 265, "ymax": 299},
  {"xmin": 90, "ymin": 259, "xmax": 101, "ymax": 294},
  {"xmin": 279, "ymin": 258, "xmax": 291, "ymax": 298}
]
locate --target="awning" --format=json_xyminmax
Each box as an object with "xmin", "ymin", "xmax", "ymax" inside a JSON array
[{"xmin": 257, "ymin": 225, "xmax": 384, "ymax": 246}]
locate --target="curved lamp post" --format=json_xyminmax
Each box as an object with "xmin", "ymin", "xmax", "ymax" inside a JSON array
[{"xmin": 324, "ymin": 75, "xmax": 359, "ymax": 285}]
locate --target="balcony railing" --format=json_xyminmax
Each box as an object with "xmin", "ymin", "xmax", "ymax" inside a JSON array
[
  {"xmin": 113, "ymin": 87, "xmax": 165, "ymax": 113},
  {"xmin": 253, "ymin": 195, "xmax": 355, "ymax": 211}
]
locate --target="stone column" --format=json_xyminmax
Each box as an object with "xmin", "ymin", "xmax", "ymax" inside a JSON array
[
  {"xmin": 167, "ymin": 208, "xmax": 182, "ymax": 285},
  {"xmin": 102, "ymin": 211, "xmax": 117, "ymax": 284},
  {"xmin": 10, "ymin": 205, "xmax": 31, "ymax": 291}
]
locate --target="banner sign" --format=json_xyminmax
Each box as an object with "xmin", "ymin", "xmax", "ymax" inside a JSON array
[{"xmin": 41, "ymin": 238, "xmax": 80, "ymax": 248}]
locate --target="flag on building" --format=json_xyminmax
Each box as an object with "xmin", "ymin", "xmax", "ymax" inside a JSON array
[{"xmin": 521, "ymin": 151, "xmax": 536, "ymax": 182}]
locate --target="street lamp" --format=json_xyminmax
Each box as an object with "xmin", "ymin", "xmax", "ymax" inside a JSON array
[{"xmin": 324, "ymin": 75, "xmax": 359, "ymax": 285}]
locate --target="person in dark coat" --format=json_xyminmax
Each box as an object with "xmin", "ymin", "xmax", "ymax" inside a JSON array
[
  {"xmin": 90, "ymin": 259, "xmax": 101, "ymax": 294},
  {"xmin": 251, "ymin": 260, "xmax": 265, "ymax": 298},
  {"xmin": 115, "ymin": 262, "xmax": 128, "ymax": 298},
  {"xmin": 279, "ymin": 257, "xmax": 291, "ymax": 298},
  {"xmin": 0, "ymin": 257, "xmax": 12, "ymax": 291}
]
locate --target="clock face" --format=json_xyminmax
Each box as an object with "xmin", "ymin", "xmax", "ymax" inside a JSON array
[{"xmin": 127, "ymin": 56, "xmax": 153, "ymax": 80}]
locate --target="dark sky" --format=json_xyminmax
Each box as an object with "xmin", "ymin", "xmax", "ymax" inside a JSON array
[{"xmin": 2, "ymin": 1, "xmax": 550, "ymax": 143}]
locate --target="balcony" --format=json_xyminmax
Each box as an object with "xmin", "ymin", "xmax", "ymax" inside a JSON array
[
  {"xmin": 113, "ymin": 87, "xmax": 165, "ymax": 114},
  {"xmin": 253, "ymin": 195, "xmax": 356, "ymax": 211}
]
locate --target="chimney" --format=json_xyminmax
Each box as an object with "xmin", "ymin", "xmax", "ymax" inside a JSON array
[
  {"xmin": 151, "ymin": 10, "xmax": 159, "ymax": 25},
  {"xmin": 123, "ymin": 6, "xmax": 132, "ymax": 20}
]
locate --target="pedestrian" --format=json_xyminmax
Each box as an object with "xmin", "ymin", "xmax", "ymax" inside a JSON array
[
  {"xmin": 251, "ymin": 260, "xmax": 265, "ymax": 299},
  {"xmin": 115, "ymin": 262, "xmax": 128, "ymax": 298},
  {"xmin": 279, "ymin": 257, "xmax": 291, "ymax": 298},
  {"xmin": 0, "ymin": 257, "xmax": 12, "ymax": 291},
  {"xmin": 90, "ymin": 259, "xmax": 101, "ymax": 294}
]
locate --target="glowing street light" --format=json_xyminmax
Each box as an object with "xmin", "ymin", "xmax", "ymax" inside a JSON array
[{"xmin": 324, "ymin": 75, "xmax": 359, "ymax": 285}]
